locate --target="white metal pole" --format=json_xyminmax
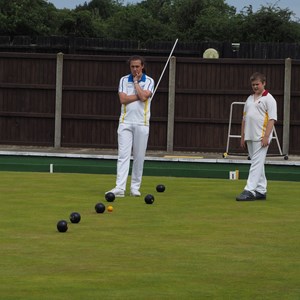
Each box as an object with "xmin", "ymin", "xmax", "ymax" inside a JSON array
[{"xmin": 151, "ymin": 38, "xmax": 178, "ymax": 100}]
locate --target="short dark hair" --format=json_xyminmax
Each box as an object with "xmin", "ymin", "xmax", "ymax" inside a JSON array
[
  {"xmin": 250, "ymin": 72, "xmax": 266, "ymax": 83},
  {"xmin": 127, "ymin": 55, "xmax": 146, "ymax": 73}
]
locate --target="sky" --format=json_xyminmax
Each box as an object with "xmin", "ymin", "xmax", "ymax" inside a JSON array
[{"xmin": 47, "ymin": 0, "xmax": 300, "ymax": 20}]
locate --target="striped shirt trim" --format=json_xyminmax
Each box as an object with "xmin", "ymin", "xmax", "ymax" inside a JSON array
[{"xmin": 261, "ymin": 112, "xmax": 269, "ymax": 138}]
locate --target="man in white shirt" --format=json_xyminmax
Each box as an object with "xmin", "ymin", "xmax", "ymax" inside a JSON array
[
  {"xmin": 236, "ymin": 72, "xmax": 277, "ymax": 201},
  {"xmin": 106, "ymin": 56, "xmax": 155, "ymax": 197}
]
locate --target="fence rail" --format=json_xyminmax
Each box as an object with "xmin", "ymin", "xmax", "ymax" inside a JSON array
[{"xmin": 1, "ymin": 36, "xmax": 300, "ymax": 59}]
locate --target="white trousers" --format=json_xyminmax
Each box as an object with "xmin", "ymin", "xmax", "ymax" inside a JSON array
[
  {"xmin": 245, "ymin": 141, "xmax": 269, "ymax": 194},
  {"xmin": 115, "ymin": 123, "xmax": 149, "ymax": 191}
]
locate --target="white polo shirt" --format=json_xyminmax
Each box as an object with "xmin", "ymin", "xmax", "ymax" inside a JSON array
[
  {"xmin": 243, "ymin": 90, "xmax": 277, "ymax": 142},
  {"xmin": 118, "ymin": 73, "xmax": 155, "ymax": 126}
]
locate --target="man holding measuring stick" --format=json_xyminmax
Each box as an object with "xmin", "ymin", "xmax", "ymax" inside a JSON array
[{"xmin": 106, "ymin": 40, "xmax": 178, "ymax": 197}]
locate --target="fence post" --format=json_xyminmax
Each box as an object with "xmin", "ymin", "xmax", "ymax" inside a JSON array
[
  {"xmin": 167, "ymin": 56, "xmax": 176, "ymax": 153},
  {"xmin": 54, "ymin": 52, "xmax": 63, "ymax": 148},
  {"xmin": 283, "ymin": 58, "xmax": 291, "ymax": 155}
]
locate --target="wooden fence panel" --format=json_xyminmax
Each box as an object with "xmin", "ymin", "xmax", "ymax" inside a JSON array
[
  {"xmin": 0, "ymin": 53, "xmax": 56, "ymax": 145},
  {"xmin": 60, "ymin": 55, "xmax": 169, "ymax": 149},
  {"xmin": 290, "ymin": 60, "xmax": 300, "ymax": 154},
  {"xmin": 0, "ymin": 52, "xmax": 299, "ymax": 154},
  {"xmin": 172, "ymin": 58, "xmax": 287, "ymax": 153},
  {"xmin": 60, "ymin": 55, "xmax": 122, "ymax": 148}
]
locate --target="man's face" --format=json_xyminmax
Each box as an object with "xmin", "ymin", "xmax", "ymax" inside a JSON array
[
  {"xmin": 130, "ymin": 59, "xmax": 143, "ymax": 76},
  {"xmin": 251, "ymin": 80, "xmax": 265, "ymax": 95}
]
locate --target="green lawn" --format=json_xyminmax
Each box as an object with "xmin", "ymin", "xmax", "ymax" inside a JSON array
[{"xmin": 0, "ymin": 171, "xmax": 299, "ymax": 300}]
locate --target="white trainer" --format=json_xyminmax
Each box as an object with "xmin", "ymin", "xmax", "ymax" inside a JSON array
[
  {"xmin": 105, "ymin": 187, "xmax": 125, "ymax": 198},
  {"xmin": 130, "ymin": 190, "xmax": 141, "ymax": 197}
]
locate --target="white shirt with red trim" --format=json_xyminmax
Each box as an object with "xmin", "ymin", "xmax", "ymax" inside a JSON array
[
  {"xmin": 243, "ymin": 90, "xmax": 277, "ymax": 142},
  {"xmin": 118, "ymin": 73, "xmax": 155, "ymax": 126}
]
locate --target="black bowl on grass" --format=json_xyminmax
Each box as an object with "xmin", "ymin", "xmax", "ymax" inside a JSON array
[
  {"xmin": 156, "ymin": 184, "xmax": 165, "ymax": 192},
  {"xmin": 95, "ymin": 202, "xmax": 106, "ymax": 213},
  {"xmin": 69, "ymin": 212, "xmax": 81, "ymax": 224},
  {"xmin": 105, "ymin": 192, "xmax": 115, "ymax": 202},
  {"xmin": 144, "ymin": 194, "xmax": 155, "ymax": 204},
  {"xmin": 57, "ymin": 220, "xmax": 68, "ymax": 232}
]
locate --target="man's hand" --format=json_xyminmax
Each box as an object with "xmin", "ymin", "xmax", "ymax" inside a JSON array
[
  {"xmin": 240, "ymin": 136, "xmax": 246, "ymax": 149},
  {"xmin": 133, "ymin": 71, "xmax": 142, "ymax": 83},
  {"xmin": 261, "ymin": 136, "xmax": 269, "ymax": 147}
]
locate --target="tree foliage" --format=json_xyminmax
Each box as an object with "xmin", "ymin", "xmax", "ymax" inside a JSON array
[
  {"xmin": 0, "ymin": 0, "xmax": 58, "ymax": 36},
  {"xmin": 0, "ymin": 0, "xmax": 299, "ymax": 43},
  {"xmin": 236, "ymin": 5, "xmax": 300, "ymax": 42}
]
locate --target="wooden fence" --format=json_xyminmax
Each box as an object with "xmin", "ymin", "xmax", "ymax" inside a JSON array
[{"xmin": 0, "ymin": 52, "xmax": 299, "ymax": 155}]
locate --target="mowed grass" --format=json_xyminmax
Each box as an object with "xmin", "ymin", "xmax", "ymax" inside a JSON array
[{"xmin": 0, "ymin": 171, "xmax": 299, "ymax": 300}]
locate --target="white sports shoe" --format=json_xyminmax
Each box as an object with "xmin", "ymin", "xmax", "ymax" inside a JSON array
[
  {"xmin": 105, "ymin": 187, "xmax": 125, "ymax": 197},
  {"xmin": 130, "ymin": 190, "xmax": 141, "ymax": 197}
]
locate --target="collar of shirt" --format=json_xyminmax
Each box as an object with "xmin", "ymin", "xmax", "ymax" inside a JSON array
[
  {"xmin": 128, "ymin": 73, "xmax": 146, "ymax": 83},
  {"xmin": 252, "ymin": 90, "xmax": 269, "ymax": 97},
  {"xmin": 252, "ymin": 89, "xmax": 269, "ymax": 102}
]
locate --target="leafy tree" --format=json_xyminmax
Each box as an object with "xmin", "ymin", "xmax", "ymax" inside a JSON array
[
  {"xmin": 138, "ymin": 0, "xmax": 173, "ymax": 24},
  {"xmin": 58, "ymin": 10, "xmax": 99, "ymax": 36},
  {"xmin": 0, "ymin": 0, "xmax": 58, "ymax": 36},
  {"xmin": 0, "ymin": 0, "xmax": 300, "ymax": 44},
  {"xmin": 85, "ymin": 0, "xmax": 122, "ymax": 19},
  {"xmin": 187, "ymin": 0, "xmax": 237, "ymax": 41},
  {"xmin": 105, "ymin": 4, "xmax": 173, "ymax": 43},
  {"xmin": 156, "ymin": 0, "xmax": 237, "ymax": 42},
  {"xmin": 75, "ymin": 0, "xmax": 122, "ymax": 20},
  {"xmin": 170, "ymin": 0, "xmax": 206, "ymax": 40},
  {"xmin": 236, "ymin": 4, "xmax": 300, "ymax": 42}
]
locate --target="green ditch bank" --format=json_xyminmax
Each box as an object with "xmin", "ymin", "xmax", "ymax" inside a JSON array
[{"xmin": 0, "ymin": 155, "xmax": 299, "ymax": 182}]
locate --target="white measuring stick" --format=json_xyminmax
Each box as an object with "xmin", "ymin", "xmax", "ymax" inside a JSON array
[{"xmin": 151, "ymin": 38, "xmax": 179, "ymax": 100}]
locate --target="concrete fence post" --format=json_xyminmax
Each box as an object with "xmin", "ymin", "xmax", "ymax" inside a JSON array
[
  {"xmin": 283, "ymin": 58, "xmax": 291, "ymax": 155},
  {"xmin": 167, "ymin": 56, "xmax": 176, "ymax": 153},
  {"xmin": 54, "ymin": 52, "xmax": 64, "ymax": 148}
]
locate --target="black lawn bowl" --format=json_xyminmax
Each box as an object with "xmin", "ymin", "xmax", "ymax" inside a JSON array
[
  {"xmin": 57, "ymin": 220, "xmax": 68, "ymax": 232},
  {"xmin": 69, "ymin": 212, "xmax": 81, "ymax": 224},
  {"xmin": 105, "ymin": 192, "xmax": 115, "ymax": 202},
  {"xmin": 156, "ymin": 184, "xmax": 165, "ymax": 193},
  {"xmin": 95, "ymin": 202, "xmax": 106, "ymax": 213},
  {"xmin": 144, "ymin": 194, "xmax": 155, "ymax": 204}
]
